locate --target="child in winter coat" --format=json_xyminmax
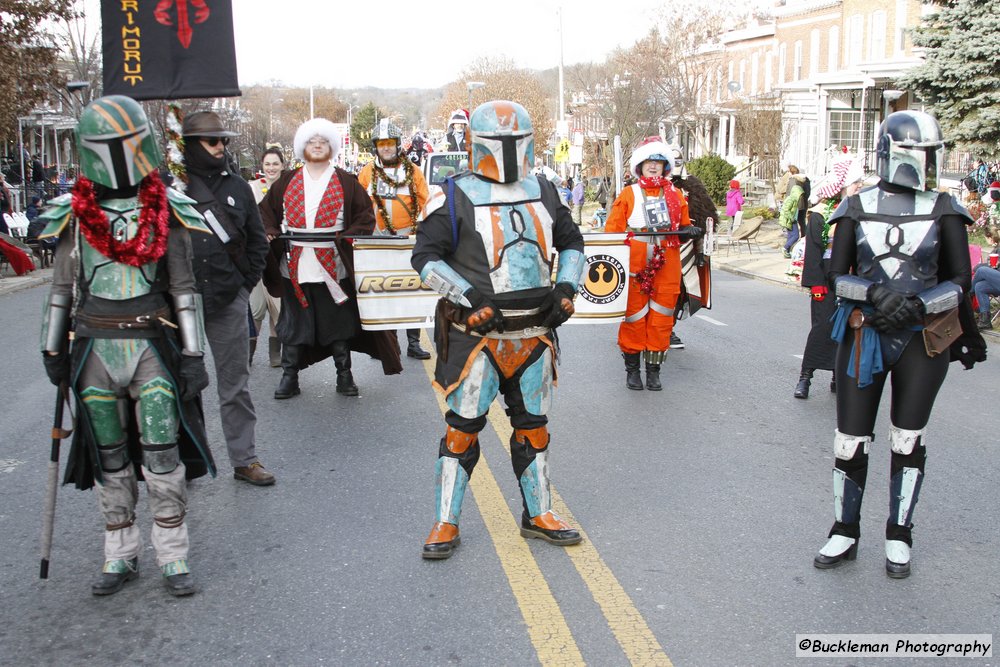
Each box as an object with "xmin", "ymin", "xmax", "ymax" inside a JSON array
[{"xmin": 726, "ymin": 179, "xmax": 744, "ymax": 217}]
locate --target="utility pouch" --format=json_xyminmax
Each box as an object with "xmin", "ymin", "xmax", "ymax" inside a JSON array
[{"xmin": 922, "ymin": 307, "xmax": 961, "ymax": 357}]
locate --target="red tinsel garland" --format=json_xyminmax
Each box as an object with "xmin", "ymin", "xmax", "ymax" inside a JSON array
[
  {"xmin": 632, "ymin": 241, "xmax": 666, "ymax": 295},
  {"xmin": 72, "ymin": 173, "xmax": 171, "ymax": 267}
]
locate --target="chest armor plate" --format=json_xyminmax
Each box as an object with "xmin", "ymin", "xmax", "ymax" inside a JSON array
[
  {"xmin": 457, "ymin": 177, "xmax": 553, "ymax": 295},
  {"xmin": 625, "ymin": 185, "xmax": 671, "ymax": 230},
  {"xmin": 854, "ymin": 188, "xmax": 940, "ymax": 295},
  {"xmin": 81, "ymin": 200, "xmax": 159, "ymax": 300}
]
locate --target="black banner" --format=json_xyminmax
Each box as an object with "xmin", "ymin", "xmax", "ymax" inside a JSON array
[{"xmin": 102, "ymin": 0, "xmax": 241, "ymax": 100}]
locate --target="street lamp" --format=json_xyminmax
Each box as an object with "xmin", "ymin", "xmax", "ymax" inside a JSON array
[{"xmin": 466, "ymin": 81, "xmax": 485, "ymax": 113}]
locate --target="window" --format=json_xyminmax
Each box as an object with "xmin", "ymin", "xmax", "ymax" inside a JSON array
[
  {"xmin": 810, "ymin": 29, "xmax": 820, "ymax": 75},
  {"xmin": 793, "ymin": 41, "xmax": 803, "ymax": 80},
  {"xmin": 778, "ymin": 43, "xmax": 787, "ymax": 85},
  {"xmin": 728, "ymin": 61, "xmax": 735, "ymax": 95},
  {"xmin": 739, "ymin": 59, "xmax": 746, "ymax": 92},
  {"xmin": 895, "ymin": 0, "xmax": 908, "ymax": 54},
  {"xmin": 869, "ymin": 11, "xmax": 887, "ymax": 61},
  {"xmin": 751, "ymin": 52, "xmax": 759, "ymax": 94},
  {"xmin": 765, "ymin": 51, "xmax": 774, "ymax": 92},
  {"xmin": 828, "ymin": 26, "xmax": 840, "ymax": 72},
  {"xmin": 829, "ymin": 110, "xmax": 861, "ymax": 153},
  {"xmin": 848, "ymin": 14, "xmax": 863, "ymax": 65}
]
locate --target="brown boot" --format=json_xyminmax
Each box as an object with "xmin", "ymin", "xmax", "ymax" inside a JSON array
[{"xmin": 233, "ymin": 462, "xmax": 276, "ymax": 486}]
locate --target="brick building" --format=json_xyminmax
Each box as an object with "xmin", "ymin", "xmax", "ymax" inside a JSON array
[{"xmin": 676, "ymin": 0, "xmax": 934, "ymax": 184}]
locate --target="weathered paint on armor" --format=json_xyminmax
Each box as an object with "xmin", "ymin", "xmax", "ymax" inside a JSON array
[{"xmin": 138, "ymin": 377, "xmax": 179, "ymax": 445}]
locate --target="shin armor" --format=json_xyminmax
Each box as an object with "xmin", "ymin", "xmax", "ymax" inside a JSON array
[
  {"xmin": 888, "ymin": 425, "xmax": 926, "ymax": 544},
  {"xmin": 511, "ymin": 427, "xmax": 551, "ymax": 517}
]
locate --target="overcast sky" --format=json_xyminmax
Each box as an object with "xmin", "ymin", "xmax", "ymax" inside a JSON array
[{"xmin": 231, "ymin": 0, "xmax": 667, "ymax": 89}]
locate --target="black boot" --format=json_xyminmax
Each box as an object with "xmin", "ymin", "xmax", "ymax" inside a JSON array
[
  {"xmin": 977, "ymin": 311, "xmax": 993, "ymax": 330},
  {"xmin": 268, "ymin": 336, "xmax": 281, "ymax": 368},
  {"xmin": 794, "ymin": 371, "xmax": 812, "ymax": 399},
  {"xmin": 248, "ymin": 337, "xmax": 258, "ymax": 365},
  {"xmin": 643, "ymin": 350, "xmax": 665, "ymax": 391},
  {"xmin": 91, "ymin": 558, "xmax": 139, "ymax": 596},
  {"xmin": 830, "ymin": 375, "xmax": 837, "ymax": 394},
  {"xmin": 274, "ymin": 344, "xmax": 301, "ymax": 399},
  {"xmin": 406, "ymin": 329, "xmax": 431, "ymax": 359},
  {"xmin": 332, "ymin": 340, "xmax": 359, "ymax": 396},
  {"xmin": 623, "ymin": 353, "xmax": 643, "ymax": 391}
]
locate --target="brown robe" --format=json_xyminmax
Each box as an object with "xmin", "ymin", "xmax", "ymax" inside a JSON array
[{"xmin": 259, "ymin": 166, "xmax": 402, "ymax": 375}]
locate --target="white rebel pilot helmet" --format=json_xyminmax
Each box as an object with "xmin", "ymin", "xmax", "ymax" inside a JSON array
[{"xmin": 629, "ymin": 136, "xmax": 675, "ymax": 178}]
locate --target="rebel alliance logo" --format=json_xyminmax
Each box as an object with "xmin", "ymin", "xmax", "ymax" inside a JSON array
[{"xmin": 581, "ymin": 254, "xmax": 625, "ymax": 305}]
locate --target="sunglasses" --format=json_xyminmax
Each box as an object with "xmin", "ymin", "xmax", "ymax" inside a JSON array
[{"xmin": 201, "ymin": 137, "xmax": 231, "ymax": 147}]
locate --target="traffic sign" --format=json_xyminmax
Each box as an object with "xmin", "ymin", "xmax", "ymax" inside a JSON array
[{"xmin": 555, "ymin": 139, "xmax": 571, "ymax": 163}]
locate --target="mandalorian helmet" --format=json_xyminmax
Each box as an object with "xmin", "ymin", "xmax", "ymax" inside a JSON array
[
  {"xmin": 371, "ymin": 118, "xmax": 404, "ymax": 160},
  {"xmin": 875, "ymin": 110, "xmax": 945, "ymax": 192},
  {"xmin": 77, "ymin": 95, "xmax": 162, "ymax": 189},
  {"xmin": 469, "ymin": 100, "xmax": 534, "ymax": 184}
]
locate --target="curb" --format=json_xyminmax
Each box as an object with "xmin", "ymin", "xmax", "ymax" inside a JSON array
[
  {"xmin": 714, "ymin": 261, "xmax": 802, "ymax": 290},
  {"xmin": 0, "ymin": 271, "xmax": 52, "ymax": 297}
]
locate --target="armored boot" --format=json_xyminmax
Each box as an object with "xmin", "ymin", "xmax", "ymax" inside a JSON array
[
  {"xmin": 623, "ymin": 352, "xmax": 643, "ymax": 391},
  {"xmin": 977, "ymin": 311, "xmax": 993, "ymax": 330},
  {"xmin": 274, "ymin": 343, "xmax": 301, "ymax": 399},
  {"xmin": 814, "ymin": 432, "xmax": 870, "ymax": 569},
  {"xmin": 424, "ymin": 428, "xmax": 479, "ymax": 560},
  {"xmin": 161, "ymin": 559, "xmax": 195, "ymax": 596},
  {"xmin": 248, "ymin": 337, "xmax": 258, "ymax": 365},
  {"xmin": 794, "ymin": 369, "xmax": 813, "ymax": 399},
  {"xmin": 644, "ymin": 350, "xmax": 666, "ymax": 391},
  {"xmin": 92, "ymin": 556, "xmax": 139, "ymax": 596},
  {"xmin": 268, "ymin": 336, "xmax": 281, "ymax": 368},
  {"xmin": 332, "ymin": 340, "xmax": 358, "ymax": 396},
  {"xmin": 406, "ymin": 329, "xmax": 431, "ymax": 359},
  {"xmin": 511, "ymin": 427, "xmax": 581, "ymax": 546},
  {"xmin": 885, "ymin": 425, "xmax": 926, "ymax": 579}
]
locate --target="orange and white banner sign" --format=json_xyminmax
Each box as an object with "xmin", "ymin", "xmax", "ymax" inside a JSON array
[
  {"xmin": 352, "ymin": 234, "xmax": 632, "ymax": 331},
  {"xmin": 353, "ymin": 237, "xmax": 438, "ymax": 331}
]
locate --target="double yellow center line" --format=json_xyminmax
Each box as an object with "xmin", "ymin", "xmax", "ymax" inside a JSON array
[{"xmin": 420, "ymin": 337, "xmax": 672, "ymax": 666}]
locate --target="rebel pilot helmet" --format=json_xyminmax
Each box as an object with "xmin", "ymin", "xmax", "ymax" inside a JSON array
[
  {"xmin": 629, "ymin": 136, "xmax": 675, "ymax": 178},
  {"xmin": 371, "ymin": 118, "xmax": 404, "ymax": 165},
  {"xmin": 77, "ymin": 95, "xmax": 162, "ymax": 189}
]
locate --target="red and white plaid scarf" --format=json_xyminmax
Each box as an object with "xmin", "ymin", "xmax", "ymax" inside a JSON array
[{"xmin": 283, "ymin": 168, "xmax": 345, "ymax": 308}]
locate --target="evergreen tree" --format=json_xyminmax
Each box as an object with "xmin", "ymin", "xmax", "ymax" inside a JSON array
[{"xmin": 898, "ymin": 0, "xmax": 1000, "ymax": 156}]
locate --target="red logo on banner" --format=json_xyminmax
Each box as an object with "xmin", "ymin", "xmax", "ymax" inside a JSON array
[{"xmin": 155, "ymin": 0, "xmax": 210, "ymax": 49}]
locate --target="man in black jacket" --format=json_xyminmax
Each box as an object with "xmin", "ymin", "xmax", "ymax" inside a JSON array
[{"xmin": 182, "ymin": 111, "xmax": 274, "ymax": 486}]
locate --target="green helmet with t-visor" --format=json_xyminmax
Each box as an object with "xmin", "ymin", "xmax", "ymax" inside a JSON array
[{"xmin": 77, "ymin": 95, "xmax": 162, "ymax": 189}]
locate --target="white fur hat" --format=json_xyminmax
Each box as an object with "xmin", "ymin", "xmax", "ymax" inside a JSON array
[
  {"xmin": 629, "ymin": 137, "xmax": 674, "ymax": 177},
  {"xmin": 293, "ymin": 118, "xmax": 342, "ymax": 161}
]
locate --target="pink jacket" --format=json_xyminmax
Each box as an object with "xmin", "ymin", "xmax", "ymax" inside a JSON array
[{"xmin": 725, "ymin": 188, "xmax": 744, "ymax": 217}]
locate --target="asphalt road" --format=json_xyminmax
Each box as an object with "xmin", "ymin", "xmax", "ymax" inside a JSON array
[{"xmin": 1, "ymin": 273, "xmax": 997, "ymax": 666}]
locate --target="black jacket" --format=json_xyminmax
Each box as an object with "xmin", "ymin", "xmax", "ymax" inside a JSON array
[{"xmin": 184, "ymin": 166, "xmax": 268, "ymax": 312}]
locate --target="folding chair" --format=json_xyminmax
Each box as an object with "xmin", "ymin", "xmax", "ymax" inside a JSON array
[{"xmin": 725, "ymin": 215, "xmax": 764, "ymax": 256}]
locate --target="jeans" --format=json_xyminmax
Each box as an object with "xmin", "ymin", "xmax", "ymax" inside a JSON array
[
  {"xmin": 784, "ymin": 225, "xmax": 800, "ymax": 252},
  {"xmin": 972, "ymin": 266, "xmax": 1000, "ymax": 313}
]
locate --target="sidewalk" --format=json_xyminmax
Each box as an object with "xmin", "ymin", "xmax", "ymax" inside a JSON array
[
  {"xmin": 710, "ymin": 222, "xmax": 800, "ymax": 290},
  {"xmin": 0, "ymin": 265, "xmax": 52, "ymax": 296}
]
